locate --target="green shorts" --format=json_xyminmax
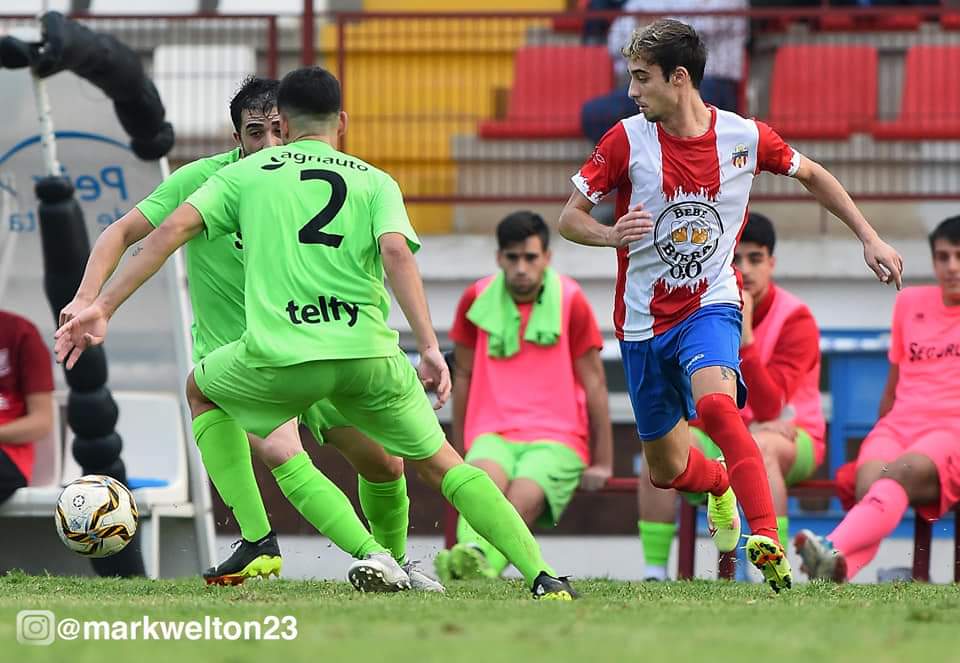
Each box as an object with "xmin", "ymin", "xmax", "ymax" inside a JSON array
[
  {"xmin": 683, "ymin": 426, "xmax": 817, "ymax": 505},
  {"xmin": 464, "ymin": 433, "xmax": 585, "ymax": 529},
  {"xmin": 195, "ymin": 341, "xmax": 445, "ymax": 460},
  {"xmin": 299, "ymin": 400, "xmax": 351, "ymax": 445}
]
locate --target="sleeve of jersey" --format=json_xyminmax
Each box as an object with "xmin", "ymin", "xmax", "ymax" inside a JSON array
[
  {"xmin": 136, "ymin": 159, "xmax": 215, "ymax": 228},
  {"xmin": 740, "ymin": 309, "xmax": 820, "ymax": 422},
  {"xmin": 755, "ymin": 121, "xmax": 801, "ymax": 177},
  {"xmin": 571, "ymin": 122, "xmax": 630, "ymax": 205},
  {"xmin": 185, "ymin": 165, "xmax": 241, "ymax": 240},
  {"xmin": 448, "ymin": 285, "xmax": 479, "ymax": 348},
  {"xmin": 567, "ymin": 289, "xmax": 605, "ymax": 359},
  {"xmin": 371, "ymin": 175, "xmax": 421, "ymax": 254},
  {"xmin": 17, "ymin": 322, "xmax": 54, "ymax": 394},
  {"xmin": 887, "ymin": 290, "xmax": 908, "ymax": 364}
]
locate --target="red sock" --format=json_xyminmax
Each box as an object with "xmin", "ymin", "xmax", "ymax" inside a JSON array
[
  {"xmin": 697, "ymin": 393, "xmax": 779, "ymax": 542},
  {"xmin": 650, "ymin": 445, "xmax": 730, "ymax": 497}
]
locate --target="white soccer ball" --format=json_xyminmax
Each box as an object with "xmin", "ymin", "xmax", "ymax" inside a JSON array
[{"xmin": 55, "ymin": 475, "xmax": 138, "ymax": 558}]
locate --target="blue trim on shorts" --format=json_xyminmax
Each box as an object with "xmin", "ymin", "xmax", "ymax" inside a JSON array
[{"xmin": 620, "ymin": 304, "xmax": 747, "ymax": 442}]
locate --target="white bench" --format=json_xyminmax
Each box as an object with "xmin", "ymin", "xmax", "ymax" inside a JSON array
[{"xmin": 0, "ymin": 391, "xmax": 214, "ymax": 579}]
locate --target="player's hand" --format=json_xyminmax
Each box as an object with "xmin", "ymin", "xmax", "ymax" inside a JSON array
[
  {"xmin": 59, "ymin": 294, "xmax": 94, "ymax": 328},
  {"xmin": 740, "ymin": 290, "xmax": 755, "ymax": 347},
  {"xmin": 605, "ymin": 203, "xmax": 653, "ymax": 248},
  {"xmin": 54, "ymin": 302, "xmax": 109, "ymax": 370},
  {"xmin": 580, "ymin": 463, "xmax": 613, "ymax": 491},
  {"xmin": 417, "ymin": 347, "xmax": 451, "ymax": 410},
  {"xmin": 751, "ymin": 419, "xmax": 797, "ymax": 441},
  {"xmin": 863, "ymin": 238, "xmax": 904, "ymax": 290}
]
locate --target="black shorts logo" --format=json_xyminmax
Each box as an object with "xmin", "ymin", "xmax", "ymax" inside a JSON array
[{"xmin": 654, "ymin": 202, "xmax": 724, "ymax": 281}]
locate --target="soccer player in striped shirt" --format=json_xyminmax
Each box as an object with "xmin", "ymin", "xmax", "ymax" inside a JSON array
[{"xmin": 560, "ymin": 18, "xmax": 902, "ymax": 591}]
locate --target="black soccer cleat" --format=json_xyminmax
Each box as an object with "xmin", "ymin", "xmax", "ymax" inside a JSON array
[
  {"xmin": 531, "ymin": 571, "xmax": 578, "ymax": 600},
  {"xmin": 203, "ymin": 531, "xmax": 282, "ymax": 586}
]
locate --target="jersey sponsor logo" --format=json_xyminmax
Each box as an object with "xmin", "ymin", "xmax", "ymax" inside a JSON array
[
  {"xmin": 732, "ymin": 144, "xmax": 749, "ymax": 168},
  {"xmin": 908, "ymin": 341, "xmax": 960, "ymax": 362},
  {"xmin": 0, "ymin": 349, "xmax": 8, "ymax": 377},
  {"xmin": 654, "ymin": 202, "xmax": 724, "ymax": 281},
  {"xmin": 286, "ymin": 296, "xmax": 359, "ymax": 327},
  {"xmin": 260, "ymin": 152, "xmax": 369, "ymax": 172}
]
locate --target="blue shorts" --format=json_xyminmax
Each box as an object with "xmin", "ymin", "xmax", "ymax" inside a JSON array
[{"xmin": 620, "ymin": 304, "xmax": 747, "ymax": 442}]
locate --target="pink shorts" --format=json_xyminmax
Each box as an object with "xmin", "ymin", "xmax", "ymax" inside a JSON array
[{"xmin": 857, "ymin": 416, "xmax": 960, "ymax": 520}]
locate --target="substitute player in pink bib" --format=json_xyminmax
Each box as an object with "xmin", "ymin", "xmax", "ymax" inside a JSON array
[
  {"xmin": 436, "ymin": 212, "xmax": 614, "ymax": 582},
  {"xmin": 559, "ymin": 18, "xmax": 903, "ymax": 592},
  {"xmin": 796, "ymin": 216, "xmax": 960, "ymax": 582}
]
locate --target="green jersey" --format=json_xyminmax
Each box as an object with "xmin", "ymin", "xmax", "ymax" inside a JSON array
[
  {"xmin": 135, "ymin": 148, "xmax": 245, "ymax": 363},
  {"xmin": 186, "ymin": 139, "xmax": 420, "ymax": 368}
]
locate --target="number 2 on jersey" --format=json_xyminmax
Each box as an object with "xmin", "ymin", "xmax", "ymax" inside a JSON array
[{"xmin": 298, "ymin": 169, "xmax": 346, "ymax": 247}]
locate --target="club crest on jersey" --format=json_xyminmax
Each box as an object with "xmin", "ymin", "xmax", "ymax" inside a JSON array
[
  {"xmin": 654, "ymin": 202, "xmax": 724, "ymax": 281},
  {"xmin": 732, "ymin": 144, "xmax": 749, "ymax": 168}
]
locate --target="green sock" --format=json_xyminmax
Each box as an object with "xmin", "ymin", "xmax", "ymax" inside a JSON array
[
  {"xmin": 272, "ymin": 452, "xmax": 386, "ymax": 558},
  {"xmin": 441, "ymin": 463, "xmax": 554, "ymax": 585},
  {"xmin": 193, "ymin": 409, "xmax": 271, "ymax": 543},
  {"xmin": 639, "ymin": 520, "xmax": 676, "ymax": 568},
  {"xmin": 358, "ymin": 475, "xmax": 410, "ymax": 564},
  {"xmin": 456, "ymin": 514, "xmax": 510, "ymax": 576},
  {"xmin": 777, "ymin": 515, "xmax": 790, "ymax": 551}
]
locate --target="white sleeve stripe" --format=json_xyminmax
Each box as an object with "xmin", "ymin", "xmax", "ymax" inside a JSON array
[
  {"xmin": 787, "ymin": 150, "xmax": 802, "ymax": 177},
  {"xmin": 571, "ymin": 173, "xmax": 603, "ymax": 205}
]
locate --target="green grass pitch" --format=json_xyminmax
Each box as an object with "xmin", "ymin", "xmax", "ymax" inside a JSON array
[{"xmin": 2, "ymin": 573, "xmax": 959, "ymax": 662}]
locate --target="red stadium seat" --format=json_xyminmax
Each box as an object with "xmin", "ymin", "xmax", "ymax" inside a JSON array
[
  {"xmin": 942, "ymin": 12, "xmax": 960, "ymax": 30},
  {"xmin": 552, "ymin": 0, "xmax": 590, "ymax": 34},
  {"xmin": 766, "ymin": 45, "xmax": 877, "ymax": 140},
  {"xmin": 872, "ymin": 45, "xmax": 960, "ymax": 140},
  {"xmin": 478, "ymin": 46, "xmax": 613, "ymax": 139}
]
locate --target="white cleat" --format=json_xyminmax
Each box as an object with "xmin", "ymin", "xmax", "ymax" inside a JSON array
[
  {"xmin": 347, "ymin": 552, "xmax": 412, "ymax": 593},
  {"xmin": 402, "ymin": 560, "xmax": 446, "ymax": 593}
]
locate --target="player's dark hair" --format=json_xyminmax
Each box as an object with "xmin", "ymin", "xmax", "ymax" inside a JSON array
[
  {"xmin": 277, "ymin": 66, "xmax": 342, "ymax": 120},
  {"xmin": 929, "ymin": 215, "xmax": 960, "ymax": 252},
  {"xmin": 497, "ymin": 211, "xmax": 550, "ymax": 252},
  {"xmin": 740, "ymin": 212, "xmax": 776, "ymax": 255},
  {"xmin": 229, "ymin": 76, "xmax": 279, "ymax": 132},
  {"xmin": 621, "ymin": 18, "xmax": 707, "ymax": 88}
]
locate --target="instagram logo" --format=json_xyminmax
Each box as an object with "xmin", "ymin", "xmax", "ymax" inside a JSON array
[{"xmin": 17, "ymin": 610, "xmax": 55, "ymax": 646}]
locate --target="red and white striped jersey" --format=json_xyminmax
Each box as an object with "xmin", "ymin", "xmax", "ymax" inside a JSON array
[{"xmin": 572, "ymin": 107, "xmax": 800, "ymax": 341}]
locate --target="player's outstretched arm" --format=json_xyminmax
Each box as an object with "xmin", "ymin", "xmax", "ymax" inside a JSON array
[
  {"xmin": 794, "ymin": 156, "xmax": 904, "ymax": 289},
  {"xmin": 380, "ymin": 232, "xmax": 451, "ymax": 409},
  {"xmin": 559, "ymin": 191, "xmax": 653, "ymax": 248},
  {"xmin": 59, "ymin": 209, "xmax": 154, "ymax": 326},
  {"xmin": 54, "ymin": 203, "xmax": 204, "ymax": 369}
]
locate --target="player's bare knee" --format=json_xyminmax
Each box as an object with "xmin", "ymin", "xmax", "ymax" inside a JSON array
[
  {"xmin": 361, "ymin": 456, "xmax": 404, "ymax": 483},
  {"xmin": 254, "ymin": 438, "xmax": 298, "ymax": 470},
  {"xmin": 881, "ymin": 455, "xmax": 938, "ymax": 498}
]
